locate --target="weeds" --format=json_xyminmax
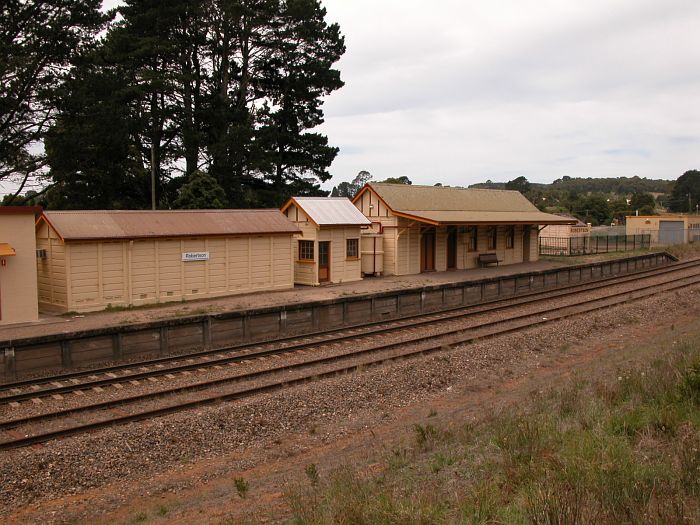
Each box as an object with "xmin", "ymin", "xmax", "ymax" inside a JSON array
[
  {"xmin": 233, "ymin": 477, "xmax": 249, "ymax": 499},
  {"xmin": 286, "ymin": 334, "xmax": 700, "ymax": 524},
  {"xmin": 305, "ymin": 463, "xmax": 319, "ymax": 486},
  {"xmin": 413, "ymin": 423, "xmax": 439, "ymax": 452}
]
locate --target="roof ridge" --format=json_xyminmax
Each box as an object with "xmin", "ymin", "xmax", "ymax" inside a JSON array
[
  {"xmin": 369, "ymin": 182, "xmax": 521, "ymax": 193},
  {"xmin": 44, "ymin": 209, "xmax": 279, "ymax": 214}
]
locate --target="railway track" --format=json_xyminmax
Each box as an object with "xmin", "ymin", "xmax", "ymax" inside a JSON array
[
  {"xmin": 1, "ymin": 258, "xmax": 699, "ymax": 449},
  {"xmin": 1, "ymin": 257, "xmax": 696, "ymax": 403}
]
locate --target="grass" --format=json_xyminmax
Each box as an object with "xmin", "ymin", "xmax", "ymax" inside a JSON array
[
  {"xmin": 234, "ymin": 477, "xmax": 249, "ymax": 499},
  {"xmin": 541, "ymin": 240, "xmax": 700, "ymax": 267},
  {"xmin": 540, "ymin": 248, "xmax": 654, "ymax": 266},
  {"xmin": 286, "ymin": 335, "xmax": 700, "ymax": 524},
  {"xmin": 665, "ymin": 241, "xmax": 700, "ymax": 260}
]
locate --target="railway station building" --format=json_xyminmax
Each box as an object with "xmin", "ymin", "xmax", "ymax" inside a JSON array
[
  {"xmin": 0, "ymin": 206, "xmax": 42, "ymax": 325},
  {"xmin": 353, "ymin": 183, "xmax": 573, "ymax": 276},
  {"xmin": 281, "ymin": 197, "xmax": 371, "ymax": 285},
  {"xmin": 35, "ymin": 209, "xmax": 300, "ymax": 313}
]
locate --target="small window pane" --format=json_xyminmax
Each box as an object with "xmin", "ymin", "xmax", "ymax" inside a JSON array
[
  {"xmin": 299, "ymin": 240, "xmax": 314, "ymax": 260},
  {"xmin": 506, "ymin": 226, "xmax": 515, "ymax": 249},
  {"xmin": 468, "ymin": 226, "xmax": 478, "ymax": 251},
  {"xmin": 346, "ymin": 238, "xmax": 359, "ymax": 258},
  {"xmin": 488, "ymin": 227, "xmax": 497, "ymax": 250}
]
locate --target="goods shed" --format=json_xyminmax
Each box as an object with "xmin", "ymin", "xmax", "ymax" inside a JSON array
[
  {"xmin": 281, "ymin": 197, "xmax": 371, "ymax": 285},
  {"xmin": 626, "ymin": 214, "xmax": 700, "ymax": 245},
  {"xmin": 353, "ymin": 183, "xmax": 573, "ymax": 276},
  {"xmin": 36, "ymin": 209, "xmax": 300, "ymax": 313},
  {"xmin": 0, "ymin": 206, "xmax": 42, "ymax": 325}
]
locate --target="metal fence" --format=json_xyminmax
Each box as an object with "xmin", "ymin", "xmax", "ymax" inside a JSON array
[
  {"xmin": 539, "ymin": 234, "xmax": 651, "ymax": 256},
  {"xmin": 633, "ymin": 228, "xmax": 700, "ymax": 247}
]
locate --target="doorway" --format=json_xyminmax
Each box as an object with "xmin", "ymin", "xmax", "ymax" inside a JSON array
[
  {"xmin": 318, "ymin": 241, "xmax": 330, "ymax": 282},
  {"xmin": 447, "ymin": 227, "xmax": 457, "ymax": 269},
  {"xmin": 420, "ymin": 228, "xmax": 436, "ymax": 272},
  {"xmin": 523, "ymin": 227, "xmax": 531, "ymax": 262}
]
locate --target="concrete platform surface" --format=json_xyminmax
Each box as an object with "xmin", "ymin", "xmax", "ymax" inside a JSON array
[{"xmin": 2, "ymin": 260, "xmax": 567, "ymax": 341}]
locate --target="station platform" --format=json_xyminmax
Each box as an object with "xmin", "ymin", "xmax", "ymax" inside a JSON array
[{"xmin": 2, "ymin": 260, "xmax": 568, "ymax": 341}]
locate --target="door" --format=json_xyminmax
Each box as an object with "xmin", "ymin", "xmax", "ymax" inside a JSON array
[
  {"xmin": 318, "ymin": 241, "xmax": 330, "ymax": 282},
  {"xmin": 420, "ymin": 229, "xmax": 436, "ymax": 272},
  {"xmin": 523, "ymin": 227, "xmax": 531, "ymax": 262},
  {"xmin": 447, "ymin": 227, "xmax": 457, "ymax": 269},
  {"xmin": 658, "ymin": 221, "xmax": 684, "ymax": 245}
]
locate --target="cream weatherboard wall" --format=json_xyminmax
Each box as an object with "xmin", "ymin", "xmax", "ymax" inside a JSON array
[
  {"xmin": 0, "ymin": 211, "xmax": 39, "ymax": 324},
  {"xmin": 37, "ymin": 229, "xmax": 294, "ymax": 313},
  {"xmin": 36, "ymin": 221, "xmax": 68, "ymax": 310},
  {"xmin": 284, "ymin": 203, "xmax": 362, "ymax": 286}
]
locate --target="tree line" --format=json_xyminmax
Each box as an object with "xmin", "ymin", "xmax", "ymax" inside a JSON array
[
  {"xmin": 470, "ymin": 171, "xmax": 700, "ymax": 225},
  {"xmin": 1, "ymin": 0, "xmax": 344, "ymax": 210}
]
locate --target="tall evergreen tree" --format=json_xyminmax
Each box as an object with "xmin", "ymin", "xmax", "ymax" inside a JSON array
[
  {"xmin": 256, "ymin": 0, "xmax": 345, "ymax": 205},
  {"xmin": 0, "ymin": 0, "xmax": 104, "ymax": 201},
  {"xmin": 38, "ymin": 0, "xmax": 344, "ymax": 209},
  {"xmin": 45, "ymin": 62, "xmax": 149, "ymax": 209}
]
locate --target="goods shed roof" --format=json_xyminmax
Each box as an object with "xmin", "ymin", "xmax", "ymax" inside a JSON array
[
  {"xmin": 354, "ymin": 183, "xmax": 574, "ymax": 225},
  {"xmin": 39, "ymin": 209, "xmax": 300, "ymax": 241},
  {"xmin": 281, "ymin": 197, "xmax": 371, "ymax": 227}
]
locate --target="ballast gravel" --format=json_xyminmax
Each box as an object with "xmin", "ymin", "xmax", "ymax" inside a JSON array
[{"xmin": 0, "ymin": 284, "xmax": 698, "ymax": 517}]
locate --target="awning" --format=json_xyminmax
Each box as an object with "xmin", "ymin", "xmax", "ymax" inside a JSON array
[
  {"xmin": 390, "ymin": 210, "xmax": 577, "ymax": 226},
  {"xmin": 0, "ymin": 243, "xmax": 16, "ymax": 257}
]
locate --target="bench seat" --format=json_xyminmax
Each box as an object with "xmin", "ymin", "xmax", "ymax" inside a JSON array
[{"xmin": 478, "ymin": 253, "xmax": 501, "ymax": 267}]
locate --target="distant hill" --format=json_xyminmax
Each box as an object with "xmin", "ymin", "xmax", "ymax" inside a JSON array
[{"xmin": 469, "ymin": 176, "xmax": 673, "ymax": 195}]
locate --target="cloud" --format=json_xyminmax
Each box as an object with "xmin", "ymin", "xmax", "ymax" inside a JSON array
[{"xmin": 319, "ymin": 0, "xmax": 700, "ymax": 187}]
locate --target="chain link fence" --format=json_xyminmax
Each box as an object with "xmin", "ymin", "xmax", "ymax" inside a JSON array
[{"xmin": 539, "ymin": 234, "xmax": 651, "ymax": 256}]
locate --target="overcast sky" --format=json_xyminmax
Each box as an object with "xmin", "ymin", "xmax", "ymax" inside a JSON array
[
  {"xmin": 27, "ymin": 0, "xmax": 699, "ymax": 196},
  {"xmin": 319, "ymin": 0, "xmax": 700, "ymax": 187}
]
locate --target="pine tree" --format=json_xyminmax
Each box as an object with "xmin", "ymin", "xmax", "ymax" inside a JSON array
[{"xmin": 0, "ymin": 0, "xmax": 104, "ymax": 200}]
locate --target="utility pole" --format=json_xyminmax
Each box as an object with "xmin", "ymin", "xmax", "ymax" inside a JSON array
[{"xmin": 151, "ymin": 143, "xmax": 156, "ymax": 210}]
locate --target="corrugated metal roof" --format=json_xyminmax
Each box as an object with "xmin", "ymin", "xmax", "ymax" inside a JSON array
[
  {"xmin": 363, "ymin": 183, "xmax": 574, "ymax": 225},
  {"xmin": 42, "ymin": 209, "xmax": 300, "ymax": 241},
  {"xmin": 284, "ymin": 197, "xmax": 371, "ymax": 226}
]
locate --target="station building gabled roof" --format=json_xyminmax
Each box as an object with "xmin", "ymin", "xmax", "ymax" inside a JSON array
[
  {"xmin": 38, "ymin": 209, "xmax": 300, "ymax": 241},
  {"xmin": 281, "ymin": 197, "xmax": 371, "ymax": 227},
  {"xmin": 353, "ymin": 183, "xmax": 575, "ymax": 226}
]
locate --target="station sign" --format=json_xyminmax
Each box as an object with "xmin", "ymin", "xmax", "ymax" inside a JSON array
[{"xmin": 182, "ymin": 251, "xmax": 209, "ymax": 262}]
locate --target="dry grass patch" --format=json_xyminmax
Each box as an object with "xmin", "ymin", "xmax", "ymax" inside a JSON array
[{"xmin": 285, "ymin": 337, "xmax": 700, "ymax": 524}]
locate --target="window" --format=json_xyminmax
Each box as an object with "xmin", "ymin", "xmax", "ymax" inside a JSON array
[
  {"xmin": 487, "ymin": 227, "xmax": 497, "ymax": 250},
  {"xmin": 299, "ymin": 240, "xmax": 314, "ymax": 261},
  {"xmin": 468, "ymin": 226, "xmax": 478, "ymax": 251},
  {"xmin": 506, "ymin": 226, "xmax": 515, "ymax": 249},
  {"xmin": 346, "ymin": 238, "xmax": 359, "ymax": 258}
]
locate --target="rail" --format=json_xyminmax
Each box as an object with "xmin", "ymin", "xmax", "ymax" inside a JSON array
[{"xmin": 0, "ymin": 251, "xmax": 677, "ymax": 380}]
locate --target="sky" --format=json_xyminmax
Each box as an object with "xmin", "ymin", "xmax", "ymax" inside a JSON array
[
  {"xmin": 318, "ymin": 0, "xmax": 700, "ymax": 188},
  {"xmin": 8, "ymin": 0, "xmax": 696, "ymax": 198}
]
